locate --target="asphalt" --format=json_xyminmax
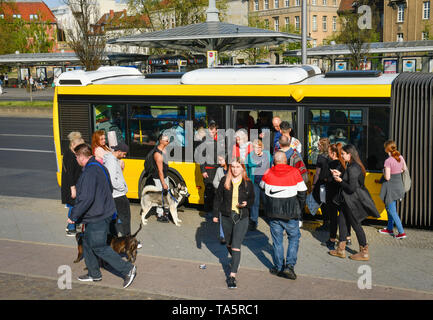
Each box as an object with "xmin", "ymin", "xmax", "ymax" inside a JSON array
[{"xmin": 1, "ymin": 194, "xmax": 433, "ymax": 300}]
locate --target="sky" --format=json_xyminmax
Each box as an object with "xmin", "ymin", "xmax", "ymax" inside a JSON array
[{"xmin": 43, "ymin": 0, "xmax": 64, "ymax": 8}]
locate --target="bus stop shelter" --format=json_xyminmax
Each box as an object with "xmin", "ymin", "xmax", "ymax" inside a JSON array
[
  {"xmin": 284, "ymin": 40, "xmax": 433, "ymax": 72},
  {"xmin": 0, "ymin": 51, "xmax": 148, "ymax": 85}
]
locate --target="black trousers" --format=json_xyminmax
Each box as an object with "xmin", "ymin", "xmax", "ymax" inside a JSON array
[
  {"xmin": 203, "ymin": 167, "xmax": 217, "ymax": 213},
  {"xmin": 114, "ymin": 195, "xmax": 131, "ymax": 236},
  {"xmin": 338, "ymin": 203, "xmax": 367, "ymax": 247},
  {"xmin": 327, "ymin": 202, "xmax": 351, "ymax": 240}
]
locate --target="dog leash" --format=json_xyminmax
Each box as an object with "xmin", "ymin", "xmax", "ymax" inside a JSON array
[{"xmin": 161, "ymin": 189, "xmax": 178, "ymax": 205}]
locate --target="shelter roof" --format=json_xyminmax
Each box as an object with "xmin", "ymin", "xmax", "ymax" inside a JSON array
[
  {"xmin": 108, "ymin": 21, "xmax": 304, "ymax": 53},
  {"xmin": 0, "ymin": 52, "xmax": 148, "ymax": 66},
  {"xmin": 284, "ymin": 40, "xmax": 433, "ymax": 57}
]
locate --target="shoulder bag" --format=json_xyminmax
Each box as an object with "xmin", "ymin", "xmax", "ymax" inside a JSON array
[{"xmin": 402, "ymin": 169, "xmax": 411, "ymax": 192}]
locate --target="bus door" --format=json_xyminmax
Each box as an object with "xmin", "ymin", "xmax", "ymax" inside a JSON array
[{"xmin": 232, "ymin": 106, "xmax": 297, "ymax": 155}]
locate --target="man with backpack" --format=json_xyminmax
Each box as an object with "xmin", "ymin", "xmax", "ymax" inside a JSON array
[{"xmin": 68, "ymin": 143, "xmax": 137, "ymax": 288}]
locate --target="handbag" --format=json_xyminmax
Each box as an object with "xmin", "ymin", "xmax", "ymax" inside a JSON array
[
  {"xmin": 402, "ymin": 169, "xmax": 411, "ymax": 192},
  {"xmin": 319, "ymin": 185, "xmax": 326, "ymax": 203},
  {"xmin": 306, "ymin": 193, "xmax": 321, "ymax": 216}
]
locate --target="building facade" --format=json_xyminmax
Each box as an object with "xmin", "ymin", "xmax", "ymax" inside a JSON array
[
  {"xmin": 384, "ymin": 0, "xmax": 433, "ymax": 42},
  {"xmin": 248, "ymin": 0, "xmax": 341, "ymax": 47}
]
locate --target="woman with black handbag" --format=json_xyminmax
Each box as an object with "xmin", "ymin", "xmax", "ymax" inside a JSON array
[
  {"xmin": 329, "ymin": 144, "xmax": 380, "ymax": 261},
  {"xmin": 213, "ymin": 157, "xmax": 255, "ymax": 289}
]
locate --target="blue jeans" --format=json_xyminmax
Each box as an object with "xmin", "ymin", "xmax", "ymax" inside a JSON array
[
  {"xmin": 269, "ymin": 219, "xmax": 301, "ymax": 271},
  {"xmin": 219, "ymin": 212, "xmax": 225, "ymax": 239},
  {"xmin": 66, "ymin": 204, "xmax": 75, "ymax": 231},
  {"xmin": 83, "ymin": 217, "xmax": 133, "ymax": 279},
  {"xmin": 250, "ymin": 184, "xmax": 264, "ymax": 224},
  {"xmin": 386, "ymin": 201, "xmax": 405, "ymax": 234}
]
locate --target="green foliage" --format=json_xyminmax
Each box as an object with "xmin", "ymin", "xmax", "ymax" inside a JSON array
[
  {"xmin": 0, "ymin": 16, "xmax": 54, "ymax": 55},
  {"xmin": 326, "ymin": 1, "xmax": 380, "ymax": 69}
]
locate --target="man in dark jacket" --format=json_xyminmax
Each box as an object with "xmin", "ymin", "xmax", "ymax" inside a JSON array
[
  {"xmin": 261, "ymin": 151, "xmax": 307, "ymax": 280},
  {"xmin": 68, "ymin": 143, "xmax": 136, "ymax": 289}
]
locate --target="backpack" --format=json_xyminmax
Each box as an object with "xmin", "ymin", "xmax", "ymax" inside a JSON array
[
  {"xmin": 289, "ymin": 151, "xmax": 309, "ymax": 185},
  {"xmin": 144, "ymin": 147, "xmax": 157, "ymax": 177}
]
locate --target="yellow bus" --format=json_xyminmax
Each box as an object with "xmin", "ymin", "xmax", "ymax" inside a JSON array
[{"xmin": 53, "ymin": 66, "xmax": 433, "ymax": 228}]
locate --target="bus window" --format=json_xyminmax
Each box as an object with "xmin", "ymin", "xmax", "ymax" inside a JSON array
[
  {"xmin": 234, "ymin": 109, "xmax": 295, "ymax": 152},
  {"xmin": 306, "ymin": 108, "xmax": 366, "ymax": 166},
  {"xmin": 93, "ymin": 104, "xmax": 127, "ymax": 146},
  {"xmin": 193, "ymin": 105, "xmax": 224, "ymax": 141},
  {"xmin": 128, "ymin": 104, "xmax": 187, "ymax": 158}
]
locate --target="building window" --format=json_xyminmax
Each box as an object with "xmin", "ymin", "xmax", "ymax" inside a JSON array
[
  {"xmin": 312, "ymin": 0, "xmax": 317, "ymax": 5},
  {"xmin": 295, "ymin": 0, "xmax": 300, "ymax": 6},
  {"xmin": 254, "ymin": 0, "xmax": 259, "ymax": 10},
  {"xmin": 423, "ymin": 1, "xmax": 430, "ymax": 19},
  {"xmin": 285, "ymin": 0, "xmax": 290, "ymax": 7},
  {"xmin": 333, "ymin": 0, "xmax": 337, "ymax": 5},
  {"xmin": 274, "ymin": 0, "xmax": 279, "ymax": 8},
  {"xmin": 323, "ymin": 0, "xmax": 327, "ymax": 5},
  {"xmin": 29, "ymin": 14, "xmax": 38, "ymax": 20},
  {"xmin": 332, "ymin": 16, "xmax": 337, "ymax": 31},
  {"xmin": 0, "ymin": 14, "xmax": 4, "ymax": 19},
  {"xmin": 285, "ymin": 17, "xmax": 290, "ymax": 29},
  {"xmin": 312, "ymin": 15, "xmax": 317, "ymax": 31},
  {"xmin": 274, "ymin": 17, "xmax": 279, "ymax": 31},
  {"xmin": 264, "ymin": 0, "xmax": 269, "ymax": 9},
  {"xmin": 322, "ymin": 16, "xmax": 327, "ymax": 31},
  {"xmin": 312, "ymin": 39, "xmax": 317, "ymax": 47},
  {"xmin": 397, "ymin": 33, "xmax": 404, "ymax": 42},
  {"xmin": 12, "ymin": 14, "xmax": 22, "ymax": 19},
  {"xmin": 422, "ymin": 32, "xmax": 429, "ymax": 40},
  {"xmin": 397, "ymin": 4, "xmax": 405, "ymax": 23},
  {"xmin": 295, "ymin": 16, "xmax": 300, "ymax": 30}
]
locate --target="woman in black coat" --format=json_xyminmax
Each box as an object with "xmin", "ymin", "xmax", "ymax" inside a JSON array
[
  {"xmin": 329, "ymin": 144, "xmax": 379, "ymax": 261},
  {"xmin": 213, "ymin": 157, "xmax": 255, "ymax": 289},
  {"xmin": 61, "ymin": 132, "xmax": 84, "ymax": 236}
]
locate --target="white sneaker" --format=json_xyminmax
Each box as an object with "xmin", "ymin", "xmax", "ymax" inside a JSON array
[{"xmin": 137, "ymin": 241, "xmax": 142, "ymax": 249}]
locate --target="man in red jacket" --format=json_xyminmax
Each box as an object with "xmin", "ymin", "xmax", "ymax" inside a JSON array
[{"xmin": 261, "ymin": 151, "xmax": 307, "ymax": 280}]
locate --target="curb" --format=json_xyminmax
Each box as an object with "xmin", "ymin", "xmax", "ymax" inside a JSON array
[{"xmin": 0, "ymin": 107, "xmax": 52, "ymax": 118}]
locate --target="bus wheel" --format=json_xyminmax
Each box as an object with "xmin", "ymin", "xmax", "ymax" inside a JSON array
[{"xmin": 167, "ymin": 170, "xmax": 188, "ymax": 207}]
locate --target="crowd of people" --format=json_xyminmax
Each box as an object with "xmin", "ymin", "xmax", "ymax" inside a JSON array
[{"xmin": 60, "ymin": 113, "xmax": 410, "ymax": 290}]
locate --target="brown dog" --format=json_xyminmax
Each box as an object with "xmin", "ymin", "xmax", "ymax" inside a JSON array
[{"xmin": 74, "ymin": 223, "xmax": 142, "ymax": 264}]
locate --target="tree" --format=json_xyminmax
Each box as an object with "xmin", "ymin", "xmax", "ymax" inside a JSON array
[
  {"xmin": 326, "ymin": 1, "xmax": 380, "ymax": 70},
  {"xmin": 238, "ymin": 16, "xmax": 271, "ymax": 65},
  {"xmin": 0, "ymin": 2, "xmax": 55, "ymax": 54},
  {"xmin": 63, "ymin": 0, "xmax": 106, "ymax": 70}
]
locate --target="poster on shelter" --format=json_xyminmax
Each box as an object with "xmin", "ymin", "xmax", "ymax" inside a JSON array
[
  {"xmin": 360, "ymin": 60, "xmax": 371, "ymax": 70},
  {"xmin": 430, "ymin": 59, "xmax": 433, "ymax": 73},
  {"xmin": 53, "ymin": 67, "xmax": 63, "ymax": 78},
  {"xmin": 402, "ymin": 59, "xmax": 416, "ymax": 72},
  {"xmin": 335, "ymin": 61, "xmax": 347, "ymax": 71},
  {"xmin": 20, "ymin": 68, "xmax": 29, "ymax": 80},
  {"xmin": 384, "ymin": 59, "xmax": 397, "ymax": 74},
  {"xmin": 207, "ymin": 51, "xmax": 218, "ymax": 68}
]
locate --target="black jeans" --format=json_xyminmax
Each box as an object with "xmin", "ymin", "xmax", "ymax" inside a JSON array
[
  {"xmin": 221, "ymin": 214, "xmax": 249, "ymax": 274},
  {"xmin": 338, "ymin": 204, "xmax": 367, "ymax": 247},
  {"xmin": 83, "ymin": 217, "xmax": 133, "ymax": 279},
  {"xmin": 114, "ymin": 195, "xmax": 131, "ymax": 236},
  {"xmin": 327, "ymin": 202, "xmax": 351, "ymax": 240}
]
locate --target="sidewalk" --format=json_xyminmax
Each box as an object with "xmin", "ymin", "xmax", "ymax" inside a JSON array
[
  {"xmin": 0, "ymin": 87, "xmax": 54, "ymax": 101},
  {"xmin": 0, "ymin": 195, "xmax": 432, "ymax": 300}
]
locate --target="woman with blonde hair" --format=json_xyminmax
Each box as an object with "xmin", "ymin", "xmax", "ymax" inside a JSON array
[
  {"xmin": 213, "ymin": 157, "xmax": 255, "ymax": 289},
  {"xmin": 245, "ymin": 139, "xmax": 272, "ymax": 231},
  {"xmin": 378, "ymin": 140, "xmax": 407, "ymax": 239},
  {"xmin": 91, "ymin": 130, "xmax": 111, "ymax": 164}
]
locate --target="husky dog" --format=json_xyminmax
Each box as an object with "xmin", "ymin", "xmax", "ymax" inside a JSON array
[{"xmin": 140, "ymin": 183, "xmax": 189, "ymax": 227}]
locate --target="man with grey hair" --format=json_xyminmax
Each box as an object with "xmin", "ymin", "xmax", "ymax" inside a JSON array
[{"xmin": 261, "ymin": 151, "xmax": 307, "ymax": 280}]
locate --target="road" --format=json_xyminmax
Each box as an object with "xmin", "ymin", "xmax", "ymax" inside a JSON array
[{"xmin": 0, "ymin": 117, "xmax": 60, "ymax": 199}]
